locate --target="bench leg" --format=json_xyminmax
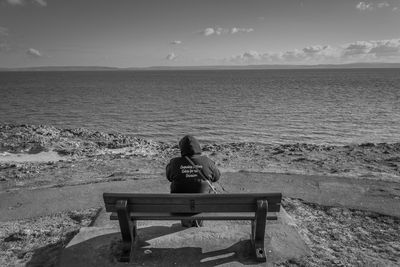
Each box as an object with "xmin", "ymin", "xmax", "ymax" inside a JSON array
[
  {"xmin": 251, "ymin": 200, "xmax": 267, "ymax": 262},
  {"xmin": 116, "ymin": 200, "xmax": 137, "ymax": 262}
]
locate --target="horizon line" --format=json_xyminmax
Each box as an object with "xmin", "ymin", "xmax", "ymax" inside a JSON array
[{"xmin": 1, "ymin": 62, "xmax": 400, "ymax": 71}]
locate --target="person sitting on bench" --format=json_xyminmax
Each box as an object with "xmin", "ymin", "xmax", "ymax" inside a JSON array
[{"xmin": 166, "ymin": 135, "xmax": 221, "ymax": 227}]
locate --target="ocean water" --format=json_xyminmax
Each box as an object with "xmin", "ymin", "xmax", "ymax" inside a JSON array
[{"xmin": 0, "ymin": 69, "xmax": 399, "ymax": 145}]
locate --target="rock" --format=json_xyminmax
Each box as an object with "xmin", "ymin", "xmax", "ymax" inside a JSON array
[{"xmin": 4, "ymin": 233, "xmax": 25, "ymax": 242}]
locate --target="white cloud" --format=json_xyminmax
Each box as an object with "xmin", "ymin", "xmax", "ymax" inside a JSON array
[
  {"xmin": 26, "ymin": 48, "xmax": 42, "ymax": 57},
  {"xmin": 200, "ymin": 27, "xmax": 254, "ymax": 36},
  {"xmin": 230, "ymin": 27, "xmax": 254, "ymax": 34},
  {"xmin": 200, "ymin": 27, "xmax": 226, "ymax": 36},
  {"xmin": 356, "ymin": 1, "xmax": 394, "ymax": 11},
  {"xmin": 5, "ymin": 0, "xmax": 47, "ymax": 6},
  {"xmin": 356, "ymin": 2, "xmax": 374, "ymax": 11},
  {"xmin": 201, "ymin": 28, "xmax": 216, "ymax": 36},
  {"xmin": 166, "ymin": 52, "xmax": 177, "ymax": 61},
  {"xmin": 224, "ymin": 38, "xmax": 400, "ymax": 65},
  {"xmin": 377, "ymin": 2, "xmax": 389, "ymax": 8},
  {"xmin": 170, "ymin": 40, "xmax": 182, "ymax": 45},
  {"xmin": 343, "ymin": 39, "xmax": 400, "ymax": 57}
]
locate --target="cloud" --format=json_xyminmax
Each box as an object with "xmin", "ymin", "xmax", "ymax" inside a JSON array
[
  {"xmin": 200, "ymin": 27, "xmax": 254, "ymax": 36},
  {"xmin": 356, "ymin": 1, "xmax": 394, "ymax": 11},
  {"xmin": 377, "ymin": 2, "xmax": 389, "ymax": 8},
  {"xmin": 356, "ymin": 2, "xmax": 374, "ymax": 11},
  {"xmin": 342, "ymin": 39, "xmax": 400, "ymax": 57},
  {"xmin": 166, "ymin": 52, "xmax": 177, "ymax": 61},
  {"xmin": 230, "ymin": 27, "xmax": 254, "ymax": 34},
  {"xmin": 224, "ymin": 38, "xmax": 400, "ymax": 65},
  {"xmin": 5, "ymin": 0, "xmax": 47, "ymax": 6},
  {"xmin": 6, "ymin": 0, "xmax": 24, "ymax": 5},
  {"xmin": 33, "ymin": 0, "xmax": 47, "ymax": 6},
  {"xmin": 0, "ymin": 43, "xmax": 10, "ymax": 52},
  {"xmin": 170, "ymin": 40, "xmax": 182, "ymax": 45},
  {"xmin": 0, "ymin": 26, "xmax": 8, "ymax": 36},
  {"xmin": 200, "ymin": 27, "xmax": 225, "ymax": 36},
  {"xmin": 26, "ymin": 48, "xmax": 42, "ymax": 57}
]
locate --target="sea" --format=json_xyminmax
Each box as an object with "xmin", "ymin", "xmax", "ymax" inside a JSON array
[{"xmin": 0, "ymin": 68, "xmax": 399, "ymax": 145}]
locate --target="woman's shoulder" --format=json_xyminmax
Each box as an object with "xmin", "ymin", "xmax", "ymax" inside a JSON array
[{"xmin": 194, "ymin": 155, "xmax": 215, "ymax": 164}]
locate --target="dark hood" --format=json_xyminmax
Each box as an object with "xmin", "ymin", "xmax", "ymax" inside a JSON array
[{"xmin": 179, "ymin": 135, "xmax": 202, "ymax": 156}]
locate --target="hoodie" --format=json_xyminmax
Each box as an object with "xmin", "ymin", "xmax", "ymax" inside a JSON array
[{"xmin": 166, "ymin": 135, "xmax": 220, "ymax": 193}]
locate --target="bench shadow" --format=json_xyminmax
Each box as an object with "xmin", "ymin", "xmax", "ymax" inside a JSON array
[
  {"xmin": 57, "ymin": 223, "xmax": 260, "ymax": 266},
  {"xmin": 26, "ymin": 230, "xmax": 79, "ymax": 267},
  {"xmin": 132, "ymin": 239, "xmax": 256, "ymax": 266}
]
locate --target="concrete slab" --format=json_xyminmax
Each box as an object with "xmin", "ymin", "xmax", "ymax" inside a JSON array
[{"xmin": 59, "ymin": 208, "xmax": 309, "ymax": 267}]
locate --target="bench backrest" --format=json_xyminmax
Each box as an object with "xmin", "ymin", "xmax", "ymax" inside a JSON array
[{"xmin": 103, "ymin": 193, "xmax": 282, "ymax": 213}]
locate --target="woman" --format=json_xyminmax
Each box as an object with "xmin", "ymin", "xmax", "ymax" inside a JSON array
[{"xmin": 166, "ymin": 135, "xmax": 220, "ymax": 226}]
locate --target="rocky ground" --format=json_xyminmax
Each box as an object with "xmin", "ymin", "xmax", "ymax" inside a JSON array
[
  {"xmin": 1, "ymin": 124, "xmax": 399, "ymax": 192},
  {"xmin": 0, "ymin": 208, "xmax": 100, "ymax": 267},
  {"xmin": 281, "ymin": 198, "xmax": 399, "ymax": 267},
  {"xmin": 1, "ymin": 124, "xmax": 399, "ymax": 266}
]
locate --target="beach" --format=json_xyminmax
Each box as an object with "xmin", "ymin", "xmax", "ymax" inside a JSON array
[{"xmin": 0, "ymin": 124, "xmax": 399, "ymax": 266}]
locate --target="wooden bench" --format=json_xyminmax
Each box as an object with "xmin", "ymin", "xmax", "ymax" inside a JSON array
[{"xmin": 103, "ymin": 193, "xmax": 282, "ymax": 262}]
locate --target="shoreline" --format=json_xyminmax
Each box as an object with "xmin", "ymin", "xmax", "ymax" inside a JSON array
[{"xmin": 0, "ymin": 124, "xmax": 399, "ymax": 193}]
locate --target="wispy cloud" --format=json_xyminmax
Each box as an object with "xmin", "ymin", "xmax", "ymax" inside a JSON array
[
  {"xmin": 200, "ymin": 27, "xmax": 254, "ymax": 36},
  {"xmin": 170, "ymin": 40, "xmax": 182, "ymax": 45},
  {"xmin": 230, "ymin": 27, "xmax": 254, "ymax": 34},
  {"xmin": 377, "ymin": 2, "xmax": 390, "ymax": 8},
  {"xmin": 356, "ymin": 2, "xmax": 374, "ymax": 11},
  {"xmin": 343, "ymin": 39, "xmax": 400, "ymax": 57},
  {"xmin": 356, "ymin": 1, "xmax": 394, "ymax": 11},
  {"xmin": 33, "ymin": 0, "xmax": 47, "ymax": 7},
  {"xmin": 224, "ymin": 38, "xmax": 400, "ymax": 65},
  {"xmin": 0, "ymin": 26, "xmax": 8, "ymax": 36},
  {"xmin": 166, "ymin": 52, "xmax": 177, "ymax": 61},
  {"xmin": 0, "ymin": 43, "xmax": 10, "ymax": 52},
  {"xmin": 5, "ymin": 0, "xmax": 47, "ymax": 6},
  {"xmin": 200, "ymin": 27, "xmax": 225, "ymax": 36},
  {"xmin": 6, "ymin": 0, "xmax": 24, "ymax": 5},
  {"xmin": 26, "ymin": 48, "xmax": 42, "ymax": 57}
]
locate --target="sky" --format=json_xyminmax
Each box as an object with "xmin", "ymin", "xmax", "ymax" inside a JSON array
[{"xmin": 0, "ymin": 0, "xmax": 400, "ymax": 68}]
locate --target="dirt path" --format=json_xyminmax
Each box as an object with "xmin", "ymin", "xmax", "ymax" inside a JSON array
[{"xmin": 1, "ymin": 172, "xmax": 399, "ymax": 222}]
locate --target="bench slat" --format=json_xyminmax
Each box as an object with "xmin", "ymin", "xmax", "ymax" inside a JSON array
[
  {"xmin": 110, "ymin": 212, "xmax": 257, "ymax": 220},
  {"xmin": 110, "ymin": 212, "xmax": 278, "ymax": 221},
  {"xmin": 103, "ymin": 193, "xmax": 282, "ymax": 213},
  {"xmin": 105, "ymin": 203, "xmax": 279, "ymax": 213}
]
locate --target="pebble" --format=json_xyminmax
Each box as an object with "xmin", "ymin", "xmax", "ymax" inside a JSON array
[{"xmin": 144, "ymin": 249, "xmax": 152, "ymax": 255}]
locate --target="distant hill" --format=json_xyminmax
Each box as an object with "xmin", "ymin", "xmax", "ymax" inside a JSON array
[
  {"xmin": 0, "ymin": 66, "xmax": 120, "ymax": 71},
  {"xmin": 138, "ymin": 62, "xmax": 400, "ymax": 70},
  {"xmin": 1, "ymin": 62, "xmax": 400, "ymax": 71}
]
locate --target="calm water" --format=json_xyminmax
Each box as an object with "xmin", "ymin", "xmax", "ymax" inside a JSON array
[{"xmin": 1, "ymin": 69, "xmax": 399, "ymax": 145}]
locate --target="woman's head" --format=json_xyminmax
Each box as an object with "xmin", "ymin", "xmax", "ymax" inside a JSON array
[{"xmin": 179, "ymin": 135, "xmax": 202, "ymax": 156}]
